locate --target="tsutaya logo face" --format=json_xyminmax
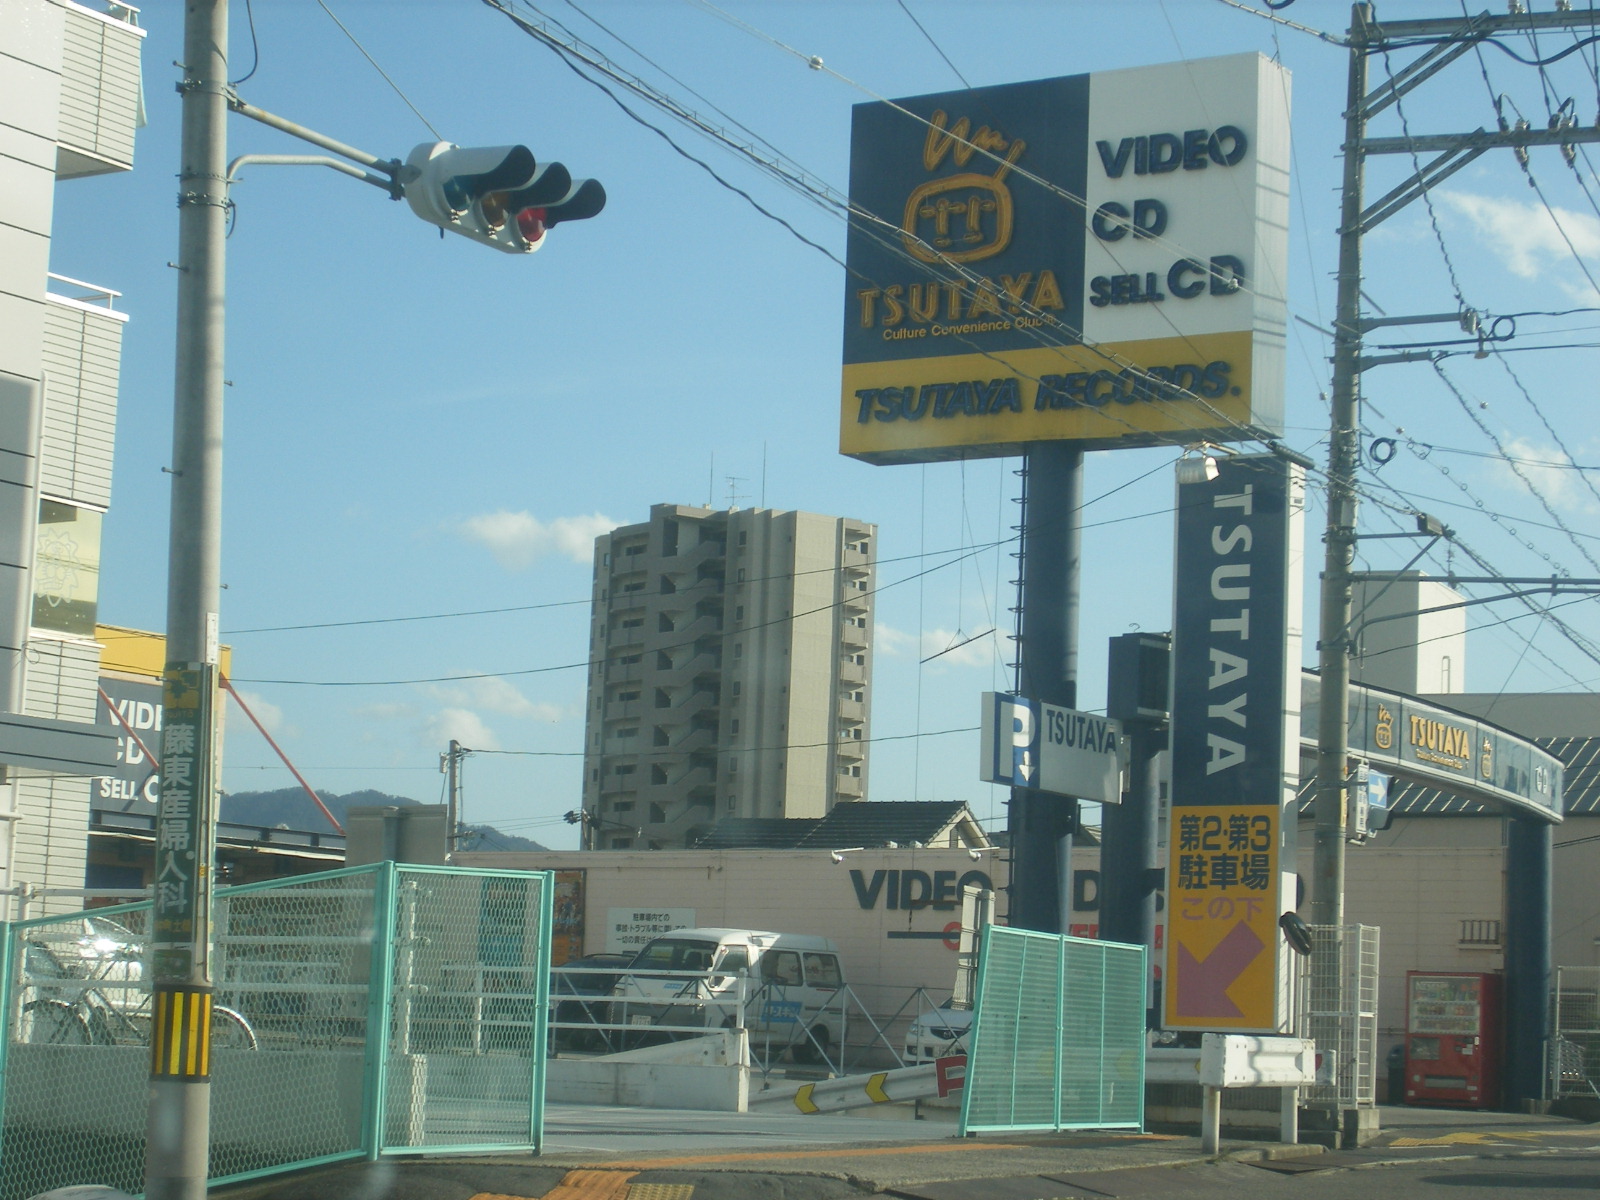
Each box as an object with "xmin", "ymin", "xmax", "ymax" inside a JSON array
[
  {"xmin": 841, "ymin": 53, "xmax": 1290, "ymax": 465},
  {"xmin": 903, "ymin": 111, "xmax": 1024, "ymax": 264}
]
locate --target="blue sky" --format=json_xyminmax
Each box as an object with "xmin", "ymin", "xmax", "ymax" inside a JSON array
[{"xmin": 48, "ymin": 0, "xmax": 1600, "ymax": 847}]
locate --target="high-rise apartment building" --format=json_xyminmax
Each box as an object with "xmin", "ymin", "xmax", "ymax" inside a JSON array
[
  {"xmin": 581, "ymin": 505, "xmax": 876, "ymax": 850},
  {"xmin": 0, "ymin": 1, "xmax": 142, "ymax": 906}
]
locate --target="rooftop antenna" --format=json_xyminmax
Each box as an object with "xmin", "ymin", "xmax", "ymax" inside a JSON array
[
  {"xmin": 707, "ymin": 452, "xmax": 714, "ymax": 508},
  {"xmin": 725, "ymin": 475, "xmax": 748, "ymax": 511},
  {"xmin": 761, "ymin": 442, "xmax": 768, "ymax": 509}
]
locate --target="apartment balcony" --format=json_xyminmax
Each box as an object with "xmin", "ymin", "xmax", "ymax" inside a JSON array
[
  {"xmin": 56, "ymin": 2, "xmax": 146, "ymax": 178},
  {"xmin": 608, "ymin": 623, "xmax": 646, "ymax": 646},
  {"xmin": 674, "ymin": 726, "xmax": 716, "ymax": 754},
  {"xmin": 599, "ymin": 773, "xmax": 639, "ymax": 796},
  {"xmin": 672, "ymin": 687, "xmax": 721, "ymax": 720},
  {"xmin": 654, "ymin": 645, "xmax": 722, "ymax": 689},
  {"xmin": 42, "ymin": 277, "xmax": 125, "ymax": 509},
  {"xmin": 672, "ymin": 537, "xmax": 728, "ymax": 573},
  {"xmin": 835, "ymin": 773, "xmax": 864, "ymax": 799},
  {"xmin": 839, "ymin": 662, "xmax": 867, "ymax": 687},
  {"xmin": 835, "ymin": 737, "xmax": 865, "ymax": 762},
  {"xmin": 672, "ymin": 611, "xmax": 724, "ymax": 643},
  {"xmin": 654, "ymin": 763, "xmax": 714, "ymax": 793},
  {"xmin": 837, "ymin": 695, "xmax": 865, "ymax": 720}
]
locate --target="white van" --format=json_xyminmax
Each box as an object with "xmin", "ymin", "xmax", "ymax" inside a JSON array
[{"xmin": 611, "ymin": 927, "xmax": 846, "ymax": 1062}]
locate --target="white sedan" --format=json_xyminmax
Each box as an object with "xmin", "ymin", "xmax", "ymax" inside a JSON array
[{"xmin": 904, "ymin": 1005, "xmax": 973, "ymax": 1062}]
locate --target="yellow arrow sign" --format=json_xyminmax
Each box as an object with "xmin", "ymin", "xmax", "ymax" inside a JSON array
[
  {"xmin": 794, "ymin": 1084, "xmax": 818, "ymax": 1114},
  {"xmin": 865, "ymin": 1073, "xmax": 890, "ymax": 1104}
]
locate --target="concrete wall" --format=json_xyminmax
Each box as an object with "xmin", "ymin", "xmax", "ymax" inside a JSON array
[{"xmin": 454, "ymin": 846, "xmax": 1005, "ymax": 1017}]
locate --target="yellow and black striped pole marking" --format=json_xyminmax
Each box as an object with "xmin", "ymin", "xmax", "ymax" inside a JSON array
[{"xmin": 150, "ymin": 983, "xmax": 213, "ymax": 1081}]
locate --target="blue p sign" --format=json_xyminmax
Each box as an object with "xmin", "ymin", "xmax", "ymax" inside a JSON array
[{"xmin": 993, "ymin": 694, "xmax": 1037, "ymax": 786}]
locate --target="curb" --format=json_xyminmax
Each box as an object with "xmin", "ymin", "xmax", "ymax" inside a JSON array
[{"xmin": 1221, "ymin": 1142, "xmax": 1329, "ymax": 1163}]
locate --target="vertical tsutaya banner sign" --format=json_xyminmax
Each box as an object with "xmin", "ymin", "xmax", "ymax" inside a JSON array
[
  {"xmin": 841, "ymin": 53, "xmax": 1290, "ymax": 464},
  {"xmin": 1165, "ymin": 454, "xmax": 1303, "ymax": 1032}
]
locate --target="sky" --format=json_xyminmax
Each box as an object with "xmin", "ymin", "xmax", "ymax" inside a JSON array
[{"xmin": 46, "ymin": 0, "xmax": 1600, "ymax": 849}]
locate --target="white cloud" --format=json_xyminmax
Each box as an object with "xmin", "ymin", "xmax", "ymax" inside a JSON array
[
  {"xmin": 354, "ymin": 702, "xmax": 417, "ymax": 722},
  {"xmin": 874, "ymin": 624, "xmax": 917, "ymax": 657},
  {"xmin": 426, "ymin": 676, "xmax": 567, "ymax": 722},
  {"xmin": 1438, "ymin": 192, "xmax": 1600, "ymax": 294},
  {"xmin": 1492, "ymin": 437, "xmax": 1595, "ymax": 514},
  {"xmin": 876, "ymin": 623, "xmax": 1005, "ymax": 668},
  {"xmin": 459, "ymin": 510, "xmax": 618, "ymax": 570},
  {"xmin": 423, "ymin": 707, "xmax": 500, "ymax": 751},
  {"xmin": 920, "ymin": 626, "xmax": 1003, "ymax": 669},
  {"xmin": 231, "ymin": 690, "xmax": 291, "ymax": 738}
]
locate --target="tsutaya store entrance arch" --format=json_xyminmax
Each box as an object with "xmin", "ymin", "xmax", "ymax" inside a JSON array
[
  {"xmin": 1299, "ymin": 674, "xmax": 1564, "ymax": 822},
  {"xmin": 1298, "ymin": 672, "xmax": 1565, "ymax": 1110}
]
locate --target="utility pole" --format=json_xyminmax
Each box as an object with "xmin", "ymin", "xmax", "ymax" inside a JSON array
[
  {"xmin": 1312, "ymin": 3, "xmax": 1371, "ymax": 932},
  {"xmin": 146, "ymin": 2, "xmax": 228, "ymax": 1196},
  {"xmin": 1316, "ymin": 0, "xmax": 1600, "ymax": 923},
  {"xmin": 442, "ymin": 739, "xmax": 467, "ymax": 853},
  {"xmin": 136, "ymin": 6, "xmax": 604, "ymax": 1188},
  {"xmin": 1314, "ymin": 2, "xmax": 1600, "ymax": 1118}
]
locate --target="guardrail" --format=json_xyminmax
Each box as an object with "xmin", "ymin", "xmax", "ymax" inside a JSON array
[{"xmin": 546, "ymin": 967, "xmax": 952, "ymax": 1079}]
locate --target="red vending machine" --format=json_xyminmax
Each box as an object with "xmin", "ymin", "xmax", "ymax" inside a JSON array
[{"xmin": 1404, "ymin": 971, "xmax": 1503, "ymax": 1108}]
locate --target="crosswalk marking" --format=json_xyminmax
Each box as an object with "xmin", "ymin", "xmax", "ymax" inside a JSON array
[
  {"xmin": 538, "ymin": 1168, "xmax": 639, "ymax": 1199},
  {"xmin": 1388, "ymin": 1129, "xmax": 1597, "ymax": 1148}
]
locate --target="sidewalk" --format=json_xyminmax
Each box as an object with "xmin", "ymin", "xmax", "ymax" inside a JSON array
[{"xmin": 212, "ymin": 1102, "xmax": 1600, "ymax": 1200}]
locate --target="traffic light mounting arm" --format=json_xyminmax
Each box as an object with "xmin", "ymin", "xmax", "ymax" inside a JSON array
[
  {"xmin": 221, "ymin": 95, "xmax": 606, "ymax": 251},
  {"xmin": 227, "ymin": 95, "xmax": 405, "ymax": 199}
]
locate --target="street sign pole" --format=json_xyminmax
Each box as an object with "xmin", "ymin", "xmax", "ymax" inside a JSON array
[
  {"xmin": 146, "ymin": 1, "xmax": 227, "ymax": 1196},
  {"xmin": 1007, "ymin": 443, "xmax": 1082, "ymax": 933}
]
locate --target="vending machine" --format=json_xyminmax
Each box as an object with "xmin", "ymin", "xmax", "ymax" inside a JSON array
[{"xmin": 1404, "ymin": 971, "xmax": 1503, "ymax": 1109}]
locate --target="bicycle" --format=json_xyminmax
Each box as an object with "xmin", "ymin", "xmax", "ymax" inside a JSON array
[{"xmin": 20, "ymin": 916, "xmax": 258, "ymax": 1050}]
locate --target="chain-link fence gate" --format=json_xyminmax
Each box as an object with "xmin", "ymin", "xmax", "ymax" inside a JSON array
[
  {"xmin": 959, "ymin": 926, "xmax": 1146, "ymax": 1135},
  {"xmin": 1299, "ymin": 924, "xmax": 1379, "ymax": 1110},
  {"xmin": 0, "ymin": 862, "xmax": 551, "ymax": 1200},
  {"xmin": 1551, "ymin": 966, "xmax": 1600, "ymax": 1101}
]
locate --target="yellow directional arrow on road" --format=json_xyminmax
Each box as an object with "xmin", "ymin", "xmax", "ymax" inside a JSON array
[
  {"xmin": 794, "ymin": 1084, "xmax": 819, "ymax": 1114},
  {"xmin": 865, "ymin": 1073, "xmax": 890, "ymax": 1103}
]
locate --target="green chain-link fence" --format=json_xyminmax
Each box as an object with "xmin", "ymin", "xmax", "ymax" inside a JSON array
[
  {"xmin": 0, "ymin": 862, "xmax": 551, "ymax": 1199},
  {"xmin": 959, "ymin": 926, "xmax": 1145, "ymax": 1135}
]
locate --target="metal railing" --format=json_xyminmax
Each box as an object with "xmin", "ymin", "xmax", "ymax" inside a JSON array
[{"xmin": 546, "ymin": 967, "xmax": 950, "ymax": 1080}]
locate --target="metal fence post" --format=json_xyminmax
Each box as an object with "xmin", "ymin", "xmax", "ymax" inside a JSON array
[
  {"xmin": 1053, "ymin": 937, "xmax": 1065, "ymax": 1129},
  {"xmin": 0, "ymin": 918, "xmax": 16, "ymax": 1116},
  {"xmin": 361, "ymin": 862, "xmax": 397, "ymax": 1160},
  {"xmin": 530, "ymin": 871, "xmax": 553, "ymax": 1154}
]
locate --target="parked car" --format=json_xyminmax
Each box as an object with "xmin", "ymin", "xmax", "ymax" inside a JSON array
[
  {"xmin": 550, "ymin": 952, "xmax": 634, "ymax": 1050},
  {"xmin": 904, "ymin": 1002, "xmax": 973, "ymax": 1062},
  {"xmin": 611, "ymin": 927, "xmax": 847, "ymax": 1063}
]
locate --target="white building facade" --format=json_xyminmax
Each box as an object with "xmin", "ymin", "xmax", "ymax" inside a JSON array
[{"xmin": 0, "ymin": 0, "xmax": 142, "ymax": 905}]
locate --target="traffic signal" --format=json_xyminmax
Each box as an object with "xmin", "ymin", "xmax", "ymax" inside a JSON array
[{"xmin": 402, "ymin": 141, "xmax": 607, "ymax": 254}]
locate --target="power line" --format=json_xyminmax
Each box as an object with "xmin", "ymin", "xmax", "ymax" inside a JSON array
[
  {"xmin": 222, "ymin": 537, "xmax": 1002, "ymax": 635},
  {"xmin": 893, "ymin": 0, "xmax": 974, "ymax": 89},
  {"xmin": 488, "ymin": 0, "xmax": 1318, "ymax": 462},
  {"xmin": 230, "ymin": 538, "xmax": 999, "ymax": 687}
]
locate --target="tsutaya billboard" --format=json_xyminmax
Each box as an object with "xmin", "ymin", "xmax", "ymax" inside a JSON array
[
  {"xmin": 1165, "ymin": 454, "xmax": 1304, "ymax": 1032},
  {"xmin": 841, "ymin": 53, "xmax": 1290, "ymax": 464}
]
